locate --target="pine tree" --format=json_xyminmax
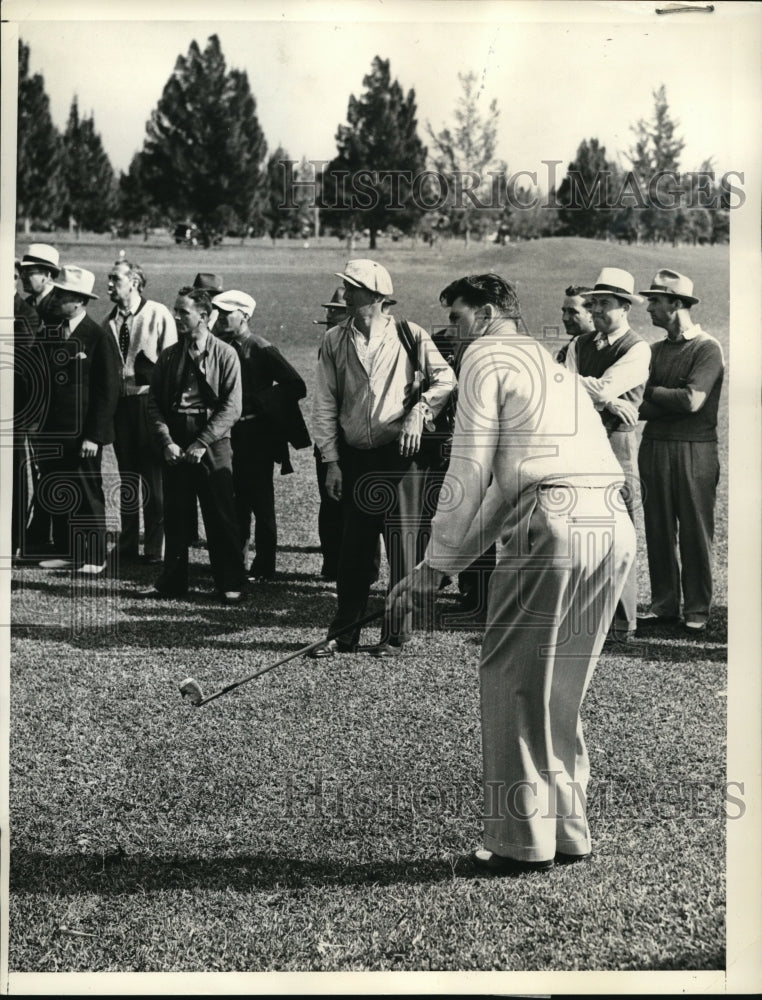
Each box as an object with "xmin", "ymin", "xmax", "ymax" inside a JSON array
[
  {"xmin": 427, "ymin": 71, "xmax": 501, "ymax": 246},
  {"xmin": 138, "ymin": 35, "xmax": 267, "ymax": 236},
  {"xmin": 323, "ymin": 56, "xmax": 427, "ymax": 250},
  {"xmin": 60, "ymin": 97, "xmax": 118, "ymax": 232},
  {"xmin": 624, "ymin": 85, "xmax": 685, "ymax": 243},
  {"xmin": 557, "ymin": 138, "xmax": 618, "ymax": 239},
  {"xmin": 16, "ymin": 40, "xmax": 64, "ymax": 233}
]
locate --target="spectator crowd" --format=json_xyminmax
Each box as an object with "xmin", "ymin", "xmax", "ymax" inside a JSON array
[{"xmin": 11, "ymin": 242, "xmax": 725, "ymax": 873}]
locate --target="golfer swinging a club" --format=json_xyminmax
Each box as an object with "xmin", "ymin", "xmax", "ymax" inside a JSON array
[{"xmin": 388, "ymin": 273, "xmax": 635, "ymax": 874}]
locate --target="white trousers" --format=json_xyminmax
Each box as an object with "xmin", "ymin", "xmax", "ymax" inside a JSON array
[{"xmin": 479, "ymin": 485, "xmax": 635, "ymax": 862}]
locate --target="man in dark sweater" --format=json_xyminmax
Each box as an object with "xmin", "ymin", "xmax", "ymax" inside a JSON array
[
  {"xmin": 212, "ymin": 289, "xmax": 308, "ymax": 581},
  {"xmin": 565, "ymin": 268, "xmax": 650, "ymax": 641},
  {"xmin": 636, "ymin": 270, "xmax": 724, "ymax": 634}
]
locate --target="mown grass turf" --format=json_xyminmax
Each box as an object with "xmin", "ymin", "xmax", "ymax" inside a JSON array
[{"xmin": 9, "ymin": 234, "xmax": 728, "ymax": 972}]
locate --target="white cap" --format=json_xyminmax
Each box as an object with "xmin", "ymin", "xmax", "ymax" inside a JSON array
[
  {"xmin": 212, "ymin": 290, "xmax": 256, "ymax": 318},
  {"xmin": 335, "ymin": 259, "xmax": 393, "ymax": 296}
]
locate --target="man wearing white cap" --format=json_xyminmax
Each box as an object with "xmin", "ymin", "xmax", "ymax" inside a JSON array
[
  {"xmin": 311, "ymin": 259, "xmax": 455, "ymax": 657},
  {"xmin": 637, "ymin": 269, "xmax": 724, "ymax": 634},
  {"xmin": 103, "ymin": 259, "xmax": 177, "ymax": 566},
  {"xmin": 565, "ymin": 267, "xmax": 650, "ymax": 642},
  {"xmin": 212, "ymin": 289, "xmax": 308, "ymax": 580},
  {"xmin": 18, "ymin": 243, "xmax": 61, "ymax": 328},
  {"xmin": 36, "ymin": 266, "xmax": 121, "ymax": 574}
]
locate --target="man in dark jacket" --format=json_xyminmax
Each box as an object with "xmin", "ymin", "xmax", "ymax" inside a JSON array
[
  {"xmin": 12, "ymin": 258, "xmax": 43, "ymax": 560},
  {"xmin": 212, "ymin": 290, "xmax": 309, "ymax": 581},
  {"xmin": 36, "ymin": 266, "xmax": 121, "ymax": 574},
  {"xmin": 143, "ymin": 287, "xmax": 245, "ymax": 603}
]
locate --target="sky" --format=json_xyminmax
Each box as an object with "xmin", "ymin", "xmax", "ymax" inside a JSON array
[{"xmin": 6, "ymin": 0, "xmax": 744, "ymax": 184}]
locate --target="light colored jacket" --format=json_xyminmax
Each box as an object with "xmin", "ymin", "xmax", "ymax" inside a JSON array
[
  {"xmin": 312, "ymin": 314, "xmax": 455, "ymax": 462},
  {"xmin": 103, "ymin": 297, "xmax": 177, "ymax": 395}
]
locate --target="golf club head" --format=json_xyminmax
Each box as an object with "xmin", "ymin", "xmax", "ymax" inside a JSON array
[{"xmin": 178, "ymin": 677, "xmax": 204, "ymax": 706}]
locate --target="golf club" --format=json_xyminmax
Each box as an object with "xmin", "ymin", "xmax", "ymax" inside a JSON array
[{"xmin": 178, "ymin": 608, "xmax": 386, "ymax": 708}]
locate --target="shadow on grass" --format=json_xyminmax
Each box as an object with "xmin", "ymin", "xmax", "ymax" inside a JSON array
[{"xmin": 10, "ymin": 849, "xmax": 464, "ymax": 894}]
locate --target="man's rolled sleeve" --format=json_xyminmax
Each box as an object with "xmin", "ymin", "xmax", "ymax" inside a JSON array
[
  {"xmin": 416, "ymin": 327, "xmax": 456, "ymax": 417},
  {"xmin": 312, "ymin": 340, "xmax": 341, "ymax": 463}
]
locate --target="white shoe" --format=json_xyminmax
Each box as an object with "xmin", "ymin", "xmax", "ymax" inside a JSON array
[
  {"xmin": 39, "ymin": 558, "xmax": 72, "ymax": 569},
  {"xmin": 77, "ymin": 563, "xmax": 106, "ymax": 576}
]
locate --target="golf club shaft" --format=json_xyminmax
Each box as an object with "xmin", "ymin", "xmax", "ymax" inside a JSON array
[{"xmin": 198, "ymin": 608, "xmax": 386, "ymax": 706}]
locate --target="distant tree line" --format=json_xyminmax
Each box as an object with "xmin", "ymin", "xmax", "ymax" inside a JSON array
[{"xmin": 17, "ymin": 37, "xmax": 731, "ymax": 246}]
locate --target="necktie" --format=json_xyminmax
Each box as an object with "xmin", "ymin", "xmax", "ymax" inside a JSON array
[
  {"xmin": 119, "ymin": 314, "xmax": 131, "ymax": 360},
  {"xmin": 60, "ymin": 321, "xmax": 70, "ymax": 340}
]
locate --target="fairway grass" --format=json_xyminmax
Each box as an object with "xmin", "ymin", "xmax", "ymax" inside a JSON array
[{"xmin": 8, "ymin": 235, "xmax": 728, "ymax": 973}]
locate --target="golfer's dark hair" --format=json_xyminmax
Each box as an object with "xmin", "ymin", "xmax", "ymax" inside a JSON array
[
  {"xmin": 177, "ymin": 285, "xmax": 212, "ymax": 315},
  {"xmin": 565, "ymin": 284, "xmax": 592, "ymax": 299},
  {"xmin": 439, "ymin": 273, "xmax": 521, "ymax": 320}
]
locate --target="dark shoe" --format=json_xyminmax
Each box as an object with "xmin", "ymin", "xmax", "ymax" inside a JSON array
[
  {"xmin": 473, "ymin": 848, "xmax": 554, "ymax": 875},
  {"xmin": 308, "ymin": 638, "xmax": 355, "ymax": 659},
  {"xmin": 554, "ymin": 851, "xmax": 591, "ymax": 865}
]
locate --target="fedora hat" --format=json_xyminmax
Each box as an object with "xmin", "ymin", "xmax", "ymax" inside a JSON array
[
  {"xmin": 193, "ymin": 272, "xmax": 224, "ymax": 293},
  {"xmin": 335, "ymin": 259, "xmax": 393, "ymax": 296},
  {"xmin": 19, "ymin": 243, "xmax": 60, "ymax": 276},
  {"xmin": 321, "ymin": 286, "xmax": 348, "ymax": 310},
  {"xmin": 583, "ymin": 267, "xmax": 643, "ymax": 304},
  {"xmin": 51, "ymin": 265, "xmax": 99, "ymax": 300},
  {"xmin": 639, "ymin": 268, "xmax": 700, "ymax": 305}
]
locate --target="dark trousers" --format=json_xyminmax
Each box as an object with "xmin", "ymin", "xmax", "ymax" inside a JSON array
[
  {"xmin": 12, "ymin": 432, "xmax": 31, "ymax": 555},
  {"xmin": 331, "ymin": 441, "xmax": 428, "ymax": 646},
  {"xmin": 420, "ymin": 463, "xmax": 496, "ymax": 609},
  {"xmin": 316, "ymin": 448, "xmax": 381, "ymax": 582},
  {"xmin": 22, "ymin": 431, "xmax": 53, "ymax": 555},
  {"xmin": 232, "ymin": 420, "xmax": 276, "ymax": 576},
  {"xmin": 36, "ymin": 439, "xmax": 108, "ymax": 566},
  {"xmin": 315, "ymin": 448, "xmax": 343, "ymax": 578},
  {"xmin": 156, "ymin": 414, "xmax": 245, "ymax": 595},
  {"xmin": 608, "ymin": 429, "xmax": 639, "ymax": 633},
  {"xmin": 638, "ymin": 438, "xmax": 719, "ymax": 624},
  {"xmin": 113, "ymin": 394, "xmax": 165, "ymax": 559}
]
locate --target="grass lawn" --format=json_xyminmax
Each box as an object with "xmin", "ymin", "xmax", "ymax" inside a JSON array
[{"xmin": 8, "ymin": 234, "xmax": 728, "ymax": 975}]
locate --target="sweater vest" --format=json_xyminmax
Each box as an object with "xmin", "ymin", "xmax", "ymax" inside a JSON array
[{"xmin": 575, "ymin": 328, "xmax": 646, "ymax": 434}]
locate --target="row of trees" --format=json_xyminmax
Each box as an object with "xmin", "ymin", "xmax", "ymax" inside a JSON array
[
  {"xmin": 17, "ymin": 42, "xmax": 118, "ymax": 232},
  {"xmin": 17, "ymin": 37, "xmax": 730, "ymax": 246}
]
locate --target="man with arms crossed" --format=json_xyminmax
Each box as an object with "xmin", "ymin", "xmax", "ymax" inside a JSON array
[
  {"xmin": 389, "ymin": 273, "xmax": 634, "ymax": 873},
  {"xmin": 565, "ymin": 267, "xmax": 650, "ymax": 642},
  {"xmin": 637, "ymin": 269, "xmax": 724, "ymax": 634}
]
